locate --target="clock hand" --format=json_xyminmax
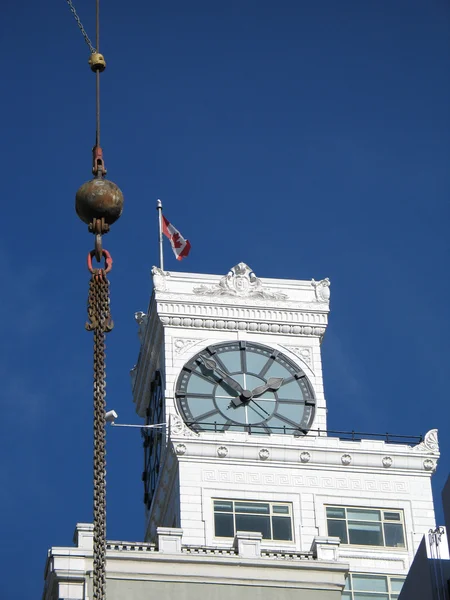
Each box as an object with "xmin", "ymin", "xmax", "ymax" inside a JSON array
[
  {"xmin": 251, "ymin": 377, "xmax": 284, "ymax": 398},
  {"xmin": 199, "ymin": 356, "xmax": 245, "ymax": 396},
  {"xmin": 250, "ymin": 399, "xmax": 271, "ymax": 417}
]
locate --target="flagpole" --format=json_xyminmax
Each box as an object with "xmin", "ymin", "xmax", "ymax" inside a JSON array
[{"xmin": 157, "ymin": 199, "xmax": 164, "ymax": 271}]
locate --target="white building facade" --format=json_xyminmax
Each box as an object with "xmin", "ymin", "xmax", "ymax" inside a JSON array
[{"xmin": 44, "ymin": 263, "xmax": 440, "ymax": 600}]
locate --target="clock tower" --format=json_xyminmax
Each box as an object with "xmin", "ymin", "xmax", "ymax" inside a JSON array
[{"xmin": 44, "ymin": 261, "xmax": 440, "ymax": 600}]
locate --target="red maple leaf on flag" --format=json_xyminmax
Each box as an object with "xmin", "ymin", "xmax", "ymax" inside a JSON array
[{"xmin": 172, "ymin": 232, "xmax": 183, "ymax": 249}]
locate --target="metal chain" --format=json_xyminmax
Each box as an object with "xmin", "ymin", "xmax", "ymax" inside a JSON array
[
  {"xmin": 86, "ymin": 269, "xmax": 113, "ymax": 600},
  {"xmin": 65, "ymin": 0, "xmax": 96, "ymax": 53}
]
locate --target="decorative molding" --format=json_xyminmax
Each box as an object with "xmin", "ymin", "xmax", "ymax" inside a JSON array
[
  {"xmin": 259, "ymin": 448, "xmax": 270, "ymax": 461},
  {"xmin": 175, "ymin": 444, "xmax": 187, "ymax": 456},
  {"xmin": 173, "ymin": 338, "xmax": 201, "ymax": 356},
  {"xmin": 202, "ymin": 471, "xmax": 410, "ymax": 494},
  {"xmin": 423, "ymin": 459, "xmax": 436, "ymax": 472},
  {"xmin": 300, "ymin": 451, "xmax": 311, "ymax": 463},
  {"xmin": 152, "ymin": 266, "xmax": 170, "ymax": 291},
  {"xmin": 217, "ymin": 446, "xmax": 228, "ymax": 458},
  {"xmin": 159, "ymin": 316, "xmax": 326, "ymax": 338},
  {"xmin": 193, "ymin": 263, "xmax": 288, "ymax": 301},
  {"xmin": 341, "ymin": 454, "xmax": 352, "ymax": 466},
  {"xmin": 158, "ymin": 303, "xmax": 328, "ymax": 324},
  {"xmin": 311, "ymin": 278, "xmax": 330, "ymax": 302},
  {"xmin": 281, "ymin": 346, "xmax": 313, "ymax": 368},
  {"xmin": 382, "ymin": 456, "xmax": 393, "ymax": 468},
  {"xmin": 413, "ymin": 429, "xmax": 439, "ymax": 455},
  {"xmin": 170, "ymin": 414, "xmax": 200, "ymax": 438},
  {"xmin": 134, "ymin": 311, "xmax": 148, "ymax": 343}
]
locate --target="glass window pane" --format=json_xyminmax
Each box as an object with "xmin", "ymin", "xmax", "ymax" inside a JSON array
[
  {"xmin": 235, "ymin": 514, "xmax": 271, "ymax": 538},
  {"xmin": 186, "ymin": 374, "xmax": 216, "ymax": 395},
  {"xmin": 273, "ymin": 505, "xmax": 289, "ymax": 514},
  {"xmin": 342, "ymin": 594, "xmax": 352, "ymax": 600},
  {"xmin": 217, "ymin": 351, "xmax": 242, "ymax": 374},
  {"xmin": 246, "ymin": 351, "xmax": 271, "ymax": 376},
  {"xmin": 277, "ymin": 380, "xmax": 304, "ymax": 401},
  {"xmin": 272, "ymin": 516, "xmax": 292, "ymax": 541},
  {"xmin": 353, "ymin": 574, "xmax": 388, "ymax": 592},
  {"xmin": 390, "ymin": 578, "xmax": 405, "ymax": 593},
  {"xmin": 187, "ymin": 397, "xmax": 216, "ymax": 419},
  {"xmin": 384, "ymin": 523, "xmax": 405, "ymax": 547},
  {"xmin": 264, "ymin": 360, "xmax": 292, "ymax": 380},
  {"xmin": 348, "ymin": 521, "xmax": 383, "ymax": 545},
  {"xmin": 214, "ymin": 500, "xmax": 232, "ymax": 512},
  {"xmin": 384, "ymin": 511, "xmax": 401, "ymax": 521},
  {"xmin": 327, "ymin": 519, "xmax": 348, "ymax": 543},
  {"xmin": 235, "ymin": 502, "xmax": 270, "ymax": 514},
  {"xmin": 276, "ymin": 402, "xmax": 303, "ymax": 422},
  {"xmin": 327, "ymin": 507, "xmax": 346, "ymax": 519},
  {"xmin": 344, "ymin": 577, "xmax": 351, "ymax": 590},
  {"xmin": 347, "ymin": 509, "xmax": 380, "ymax": 522},
  {"xmin": 214, "ymin": 513, "xmax": 234, "ymax": 537}
]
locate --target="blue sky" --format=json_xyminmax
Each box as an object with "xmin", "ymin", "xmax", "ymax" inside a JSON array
[{"xmin": 0, "ymin": 1, "xmax": 449, "ymax": 597}]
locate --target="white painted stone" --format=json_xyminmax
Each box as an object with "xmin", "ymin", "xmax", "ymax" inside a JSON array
[
  {"xmin": 234, "ymin": 531, "xmax": 263, "ymax": 558},
  {"xmin": 157, "ymin": 527, "xmax": 183, "ymax": 554}
]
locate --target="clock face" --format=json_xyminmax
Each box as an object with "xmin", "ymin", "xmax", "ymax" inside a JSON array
[
  {"xmin": 143, "ymin": 370, "xmax": 163, "ymax": 508},
  {"xmin": 175, "ymin": 342, "xmax": 315, "ymax": 435}
]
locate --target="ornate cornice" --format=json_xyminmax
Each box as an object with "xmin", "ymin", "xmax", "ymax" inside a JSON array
[
  {"xmin": 159, "ymin": 316, "xmax": 326, "ymax": 338},
  {"xmin": 168, "ymin": 428, "xmax": 439, "ymax": 475},
  {"xmin": 193, "ymin": 263, "xmax": 288, "ymax": 301}
]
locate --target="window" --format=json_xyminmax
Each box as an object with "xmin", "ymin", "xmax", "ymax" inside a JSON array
[
  {"xmin": 343, "ymin": 574, "xmax": 404, "ymax": 599},
  {"xmin": 326, "ymin": 507, "xmax": 406, "ymax": 548},
  {"xmin": 214, "ymin": 500, "xmax": 293, "ymax": 541}
]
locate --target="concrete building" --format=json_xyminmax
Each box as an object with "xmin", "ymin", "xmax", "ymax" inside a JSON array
[
  {"xmin": 43, "ymin": 264, "xmax": 441, "ymax": 600},
  {"xmin": 398, "ymin": 476, "xmax": 450, "ymax": 600}
]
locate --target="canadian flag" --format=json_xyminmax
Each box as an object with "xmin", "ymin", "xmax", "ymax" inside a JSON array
[{"xmin": 162, "ymin": 216, "xmax": 191, "ymax": 261}]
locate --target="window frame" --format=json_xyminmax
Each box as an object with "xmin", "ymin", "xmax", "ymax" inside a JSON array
[
  {"xmin": 213, "ymin": 499, "xmax": 294, "ymax": 542},
  {"xmin": 343, "ymin": 573, "xmax": 405, "ymax": 599},
  {"xmin": 326, "ymin": 505, "xmax": 407, "ymax": 549}
]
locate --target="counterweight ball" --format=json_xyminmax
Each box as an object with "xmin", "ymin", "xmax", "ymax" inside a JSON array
[{"xmin": 76, "ymin": 178, "xmax": 124, "ymax": 226}]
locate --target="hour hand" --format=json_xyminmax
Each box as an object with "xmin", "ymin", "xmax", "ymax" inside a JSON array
[
  {"xmin": 251, "ymin": 377, "xmax": 284, "ymax": 398},
  {"xmin": 198, "ymin": 356, "xmax": 244, "ymax": 395}
]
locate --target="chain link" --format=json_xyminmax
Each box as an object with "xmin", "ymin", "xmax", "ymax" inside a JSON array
[
  {"xmin": 86, "ymin": 270, "xmax": 113, "ymax": 600},
  {"xmin": 65, "ymin": 0, "xmax": 96, "ymax": 54}
]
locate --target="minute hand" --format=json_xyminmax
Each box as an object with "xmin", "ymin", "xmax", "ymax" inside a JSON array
[
  {"xmin": 251, "ymin": 377, "xmax": 284, "ymax": 398},
  {"xmin": 199, "ymin": 357, "xmax": 244, "ymax": 395}
]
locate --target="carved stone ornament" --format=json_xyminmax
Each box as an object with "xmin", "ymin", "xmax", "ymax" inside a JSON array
[
  {"xmin": 170, "ymin": 414, "xmax": 200, "ymax": 438},
  {"xmin": 134, "ymin": 311, "xmax": 148, "ymax": 343},
  {"xmin": 423, "ymin": 459, "xmax": 436, "ymax": 472},
  {"xmin": 282, "ymin": 346, "xmax": 313, "ymax": 368},
  {"xmin": 382, "ymin": 456, "xmax": 393, "ymax": 468},
  {"xmin": 151, "ymin": 266, "xmax": 170, "ymax": 291},
  {"xmin": 175, "ymin": 444, "xmax": 187, "ymax": 456},
  {"xmin": 413, "ymin": 429, "xmax": 439, "ymax": 455},
  {"xmin": 341, "ymin": 454, "xmax": 352, "ymax": 466},
  {"xmin": 300, "ymin": 451, "xmax": 311, "ymax": 463},
  {"xmin": 259, "ymin": 448, "xmax": 270, "ymax": 461},
  {"xmin": 311, "ymin": 278, "xmax": 331, "ymax": 302},
  {"xmin": 217, "ymin": 446, "xmax": 228, "ymax": 458},
  {"xmin": 193, "ymin": 263, "xmax": 288, "ymax": 301},
  {"xmin": 174, "ymin": 338, "xmax": 200, "ymax": 356}
]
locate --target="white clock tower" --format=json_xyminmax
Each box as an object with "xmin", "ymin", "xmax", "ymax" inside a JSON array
[{"xmin": 43, "ymin": 262, "xmax": 440, "ymax": 600}]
